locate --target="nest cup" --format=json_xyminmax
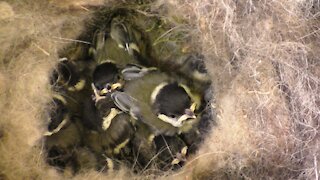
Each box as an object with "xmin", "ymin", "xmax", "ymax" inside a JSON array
[
  {"xmin": 44, "ymin": 2, "xmax": 215, "ymax": 175},
  {"xmin": 0, "ymin": 0, "xmax": 319, "ymax": 179}
]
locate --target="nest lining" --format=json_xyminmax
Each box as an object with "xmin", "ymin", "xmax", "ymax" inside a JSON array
[{"xmin": 0, "ymin": 0, "xmax": 319, "ymax": 179}]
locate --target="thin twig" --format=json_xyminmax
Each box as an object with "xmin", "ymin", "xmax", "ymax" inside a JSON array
[
  {"xmin": 32, "ymin": 43, "xmax": 50, "ymax": 56},
  {"xmin": 78, "ymin": 5, "xmax": 90, "ymax": 11},
  {"xmin": 153, "ymin": 26, "xmax": 180, "ymax": 46},
  {"xmin": 51, "ymin": 36, "xmax": 91, "ymax": 44},
  {"xmin": 314, "ymin": 154, "xmax": 319, "ymax": 180},
  {"xmin": 298, "ymin": 28, "xmax": 320, "ymax": 40}
]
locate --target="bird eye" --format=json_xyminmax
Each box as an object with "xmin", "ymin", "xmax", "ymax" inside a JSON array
[{"xmin": 170, "ymin": 114, "xmax": 176, "ymax": 118}]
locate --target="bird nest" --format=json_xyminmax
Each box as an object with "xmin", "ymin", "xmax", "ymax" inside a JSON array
[
  {"xmin": 44, "ymin": 5, "xmax": 214, "ymax": 175},
  {"xmin": 0, "ymin": 0, "xmax": 319, "ymax": 179}
]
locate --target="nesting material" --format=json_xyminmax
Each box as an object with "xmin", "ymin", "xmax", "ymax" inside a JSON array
[{"xmin": 0, "ymin": 0, "xmax": 319, "ymax": 179}]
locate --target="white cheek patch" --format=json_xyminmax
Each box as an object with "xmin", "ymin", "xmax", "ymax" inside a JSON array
[
  {"xmin": 158, "ymin": 112, "xmax": 197, "ymax": 128},
  {"xmin": 102, "ymin": 108, "xmax": 121, "ymax": 131},
  {"xmin": 171, "ymin": 158, "xmax": 180, "ymax": 165},
  {"xmin": 99, "ymin": 59, "xmax": 116, "ymax": 65},
  {"xmin": 179, "ymin": 83, "xmax": 200, "ymax": 111},
  {"xmin": 74, "ymin": 79, "xmax": 86, "ymax": 90},
  {"xmin": 113, "ymin": 138, "xmax": 130, "ymax": 154},
  {"xmin": 151, "ymin": 82, "xmax": 168, "ymax": 104},
  {"xmin": 52, "ymin": 94, "xmax": 67, "ymax": 105},
  {"xmin": 68, "ymin": 79, "xmax": 86, "ymax": 91},
  {"xmin": 105, "ymin": 157, "xmax": 114, "ymax": 171},
  {"xmin": 118, "ymin": 44, "xmax": 124, "ymax": 49},
  {"xmin": 148, "ymin": 134, "xmax": 155, "ymax": 144},
  {"xmin": 157, "ymin": 114, "xmax": 183, "ymax": 127},
  {"xmin": 181, "ymin": 146, "xmax": 188, "ymax": 156},
  {"xmin": 192, "ymin": 71, "xmax": 209, "ymax": 81}
]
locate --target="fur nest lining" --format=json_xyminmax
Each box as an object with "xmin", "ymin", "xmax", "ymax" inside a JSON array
[{"xmin": 0, "ymin": 0, "xmax": 319, "ymax": 179}]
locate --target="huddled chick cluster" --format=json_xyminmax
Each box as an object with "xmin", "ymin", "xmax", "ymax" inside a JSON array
[{"xmin": 44, "ymin": 14, "xmax": 213, "ymax": 174}]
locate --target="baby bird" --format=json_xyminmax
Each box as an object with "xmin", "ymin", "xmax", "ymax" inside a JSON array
[
  {"xmin": 151, "ymin": 82, "xmax": 197, "ymax": 129},
  {"xmin": 177, "ymin": 54, "xmax": 210, "ymax": 83},
  {"xmin": 90, "ymin": 26, "xmax": 146, "ymax": 67},
  {"xmin": 45, "ymin": 110, "xmax": 83, "ymax": 173},
  {"xmin": 154, "ymin": 135, "xmax": 188, "ymax": 170},
  {"xmin": 49, "ymin": 58, "xmax": 86, "ymax": 92},
  {"xmin": 44, "ymin": 90, "xmax": 85, "ymax": 172},
  {"xmin": 110, "ymin": 16, "xmax": 140, "ymax": 56},
  {"xmin": 92, "ymin": 61, "xmax": 123, "ymax": 96},
  {"xmin": 44, "ymin": 95, "xmax": 69, "ymax": 136},
  {"xmin": 89, "ymin": 30, "xmax": 108, "ymax": 65},
  {"xmin": 112, "ymin": 67, "xmax": 201, "ymax": 136},
  {"xmin": 81, "ymin": 84, "xmax": 135, "ymax": 158}
]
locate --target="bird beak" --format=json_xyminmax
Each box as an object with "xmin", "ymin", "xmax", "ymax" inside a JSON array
[
  {"xmin": 190, "ymin": 102, "xmax": 197, "ymax": 112},
  {"xmin": 100, "ymin": 83, "xmax": 122, "ymax": 95},
  {"xmin": 176, "ymin": 109, "xmax": 196, "ymax": 125},
  {"xmin": 111, "ymin": 83, "xmax": 122, "ymax": 90},
  {"xmin": 100, "ymin": 88, "xmax": 109, "ymax": 95},
  {"xmin": 177, "ymin": 114, "xmax": 196, "ymax": 124},
  {"xmin": 184, "ymin": 109, "xmax": 196, "ymax": 119},
  {"xmin": 129, "ymin": 42, "xmax": 140, "ymax": 53}
]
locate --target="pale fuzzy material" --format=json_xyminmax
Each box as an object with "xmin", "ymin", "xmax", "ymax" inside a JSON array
[
  {"xmin": 0, "ymin": 2, "xmax": 14, "ymax": 20},
  {"xmin": 0, "ymin": 0, "xmax": 319, "ymax": 179}
]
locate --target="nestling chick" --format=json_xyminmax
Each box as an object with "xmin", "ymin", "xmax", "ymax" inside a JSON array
[
  {"xmin": 107, "ymin": 90, "xmax": 159, "ymax": 171},
  {"xmin": 49, "ymin": 58, "xmax": 86, "ymax": 92},
  {"xmin": 92, "ymin": 61, "xmax": 123, "ymax": 96},
  {"xmin": 45, "ymin": 115, "xmax": 83, "ymax": 150},
  {"xmin": 44, "ymin": 95, "xmax": 69, "ymax": 136},
  {"xmin": 89, "ymin": 30, "xmax": 108, "ymax": 64},
  {"xmin": 129, "ymin": 122, "xmax": 157, "ymax": 171},
  {"xmin": 90, "ymin": 27, "xmax": 146, "ymax": 66},
  {"xmin": 81, "ymin": 84, "xmax": 135, "ymax": 158},
  {"xmin": 113, "ymin": 67, "xmax": 201, "ymax": 136},
  {"xmin": 45, "ymin": 115, "xmax": 83, "ymax": 173},
  {"xmin": 176, "ymin": 54, "xmax": 211, "ymax": 83},
  {"xmin": 154, "ymin": 135, "xmax": 188, "ymax": 170},
  {"xmin": 151, "ymin": 82, "xmax": 197, "ymax": 129},
  {"xmin": 110, "ymin": 16, "xmax": 140, "ymax": 56},
  {"xmin": 44, "ymin": 92, "xmax": 85, "ymax": 172}
]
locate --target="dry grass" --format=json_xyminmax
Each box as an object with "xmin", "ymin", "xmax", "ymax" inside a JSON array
[{"xmin": 0, "ymin": 0, "xmax": 319, "ymax": 179}]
